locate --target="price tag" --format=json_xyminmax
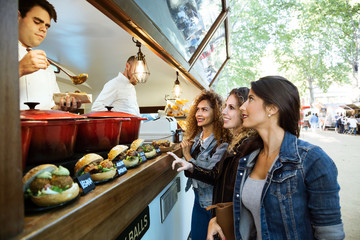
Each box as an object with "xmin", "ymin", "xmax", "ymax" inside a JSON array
[
  {"xmin": 76, "ymin": 172, "xmax": 95, "ymax": 195},
  {"xmin": 138, "ymin": 151, "xmax": 147, "ymax": 163},
  {"xmin": 155, "ymin": 146, "xmax": 161, "ymax": 154},
  {"xmin": 115, "ymin": 160, "xmax": 127, "ymax": 176}
]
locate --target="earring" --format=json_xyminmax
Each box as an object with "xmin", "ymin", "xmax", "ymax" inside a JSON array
[{"xmin": 268, "ymin": 114, "xmax": 271, "ymax": 118}]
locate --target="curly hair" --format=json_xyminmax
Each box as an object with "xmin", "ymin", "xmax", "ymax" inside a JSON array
[
  {"xmin": 226, "ymin": 87, "xmax": 258, "ymax": 152},
  {"xmin": 184, "ymin": 90, "xmax": 231, "ymax": 145}
]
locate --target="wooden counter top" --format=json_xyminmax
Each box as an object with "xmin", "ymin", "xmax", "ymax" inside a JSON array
[{"xmin": 15, "ymin": 146, "xmax": 182, "ymax": 240}]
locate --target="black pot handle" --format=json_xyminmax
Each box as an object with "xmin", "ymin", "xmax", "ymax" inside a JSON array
[
  {"xmin": 105, "ymin": 106, "xmax": 114, "ymax": 111},
  {"xmin": 24, "ymin": 102, "xmax": 40, "ymax": 110}
]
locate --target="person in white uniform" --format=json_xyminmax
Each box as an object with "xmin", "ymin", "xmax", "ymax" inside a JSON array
[
  {"xmin": 91, "ymin": 56, "xmax": 140, "ymax": 116},
  {"xmin": 18, "ymin": 0, "xmax": 81, "ymax": 112}
]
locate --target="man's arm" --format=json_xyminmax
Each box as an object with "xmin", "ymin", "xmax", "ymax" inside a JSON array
[{"xmin": 91, "ymin": 80, "xmax": 117, "ymax": 112}]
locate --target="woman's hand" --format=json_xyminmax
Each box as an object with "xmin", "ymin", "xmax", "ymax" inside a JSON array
[
  {"xmin": 180, "ymin": 140, "xmax": 193, "ymax": 161},
  {"xmin": 167, "ymin": 152, "xmax": 194, "ymax": 173},
  {"xmin": 207, "ymin": 217, "xmax": 226, "ymax": 240}
]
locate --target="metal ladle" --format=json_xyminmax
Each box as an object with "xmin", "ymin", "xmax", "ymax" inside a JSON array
[
  {"xmin": 26, "ymin": 48, "xmax": 88, "ymax": 85},
  {"xmin": 47, "ymin": 58, "xmax": 88, "ymax": 85}
]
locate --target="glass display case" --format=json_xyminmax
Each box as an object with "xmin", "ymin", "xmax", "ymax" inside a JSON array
[
  {"xmin": 89, "ymin": 0, "xmax": 230, "ymax": 89},
  {"xmin": 134, "ymin": 0, "xmax": 222, "ymax": 62}
]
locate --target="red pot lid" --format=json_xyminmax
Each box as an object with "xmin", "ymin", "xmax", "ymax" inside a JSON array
[
  {"xmin": 84, "ymin": 106, "xmax": 147, "ymax": 120},
  {"xmin": 20, "ymin": 102, "xmax": 86, "ymax": 120}
]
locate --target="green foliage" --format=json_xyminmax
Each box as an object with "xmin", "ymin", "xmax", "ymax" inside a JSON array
[{"xmin": 214, "ymin": 0, "xmax": 358, "ymax": 103}]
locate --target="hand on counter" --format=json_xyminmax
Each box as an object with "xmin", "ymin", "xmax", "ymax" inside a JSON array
[
  {"xmin": 19, "ymin": 49, "xmax": 50, "ymax": 77},
  {"xmin": 52, "ymin": 94, "xmax": 82, "ymax": 112}
]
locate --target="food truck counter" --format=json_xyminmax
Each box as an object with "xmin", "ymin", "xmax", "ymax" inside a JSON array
[{"xmin": 14, "ymin": 145, "xmax": 182, "ymax": 240}]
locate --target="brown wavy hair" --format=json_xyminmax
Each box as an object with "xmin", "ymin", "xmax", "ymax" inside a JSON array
[
  {"xmin": 227, "ymin": 87, "xmax": 258, "ymax": 152},
  {"xmin": 184, "ymin": 90, "xmax": 231, "ymax": 145}
]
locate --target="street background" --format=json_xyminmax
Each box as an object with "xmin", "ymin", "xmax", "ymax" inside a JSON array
[{"xmin": 300, "ymin": 130, "xmax": 360, "ymax": 239}]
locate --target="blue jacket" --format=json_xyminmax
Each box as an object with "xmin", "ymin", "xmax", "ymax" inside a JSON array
[
  {"xmin": 185, "ymin": 132, "xmax": 228, "ymax": 208},
  {"xmin": 233, "ymin": 131, "xmax": 344, "ymax": 240}
]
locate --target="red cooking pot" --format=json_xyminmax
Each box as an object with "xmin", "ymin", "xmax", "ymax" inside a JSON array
[
  {"xmin": 20, "ymin": 102, "xmax": 85, "ymax": 165},
  {"xmin": 83, "ymin": 106, "xmax": 147, "ymax": 144},
  {"xmin": 75, "ymin": 117, "xmax": 130, "ymax": 153},
  {"xmin": 21, "ymin": 120, "xmax": 46, "ymax": 170}
]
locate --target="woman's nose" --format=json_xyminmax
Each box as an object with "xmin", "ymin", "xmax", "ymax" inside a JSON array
[{"xmin": 240, "ymin": 102, "xmax": 247, "ymax": 111}]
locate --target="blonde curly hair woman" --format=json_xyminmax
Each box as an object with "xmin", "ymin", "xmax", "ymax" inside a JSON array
[{"xmin": 171, "ymin": 89, "xmax": 231, "ymax": 240}]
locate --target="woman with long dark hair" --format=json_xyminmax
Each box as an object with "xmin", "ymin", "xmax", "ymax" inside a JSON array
[{"xmin": 208, "ymin": 76, "xmax": 344, "ymax": 240}]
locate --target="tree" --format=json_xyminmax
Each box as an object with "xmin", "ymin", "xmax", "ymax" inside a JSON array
[
  {"xmin": 309, "ymin": 0, "xmax": 360, "ymax": 88},
  {"xmin": 214, "ymin": 0, "xmax": 275, "ymax": 96},
  {"xmin": 272, "ymin": 1, "xmax": 350, "ymax": 104},
  {"xmin": 214, "ymin": 0, "xmax": 357, "ymax": 105}
]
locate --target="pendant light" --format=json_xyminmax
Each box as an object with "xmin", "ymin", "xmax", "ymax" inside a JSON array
[
  {"xmin": 132, "ymin": 37, "xmax": 150, "ymax": 83},
  {"xmin": 172, "ymin": 71, "xmax": 182, "ymax": 98}
]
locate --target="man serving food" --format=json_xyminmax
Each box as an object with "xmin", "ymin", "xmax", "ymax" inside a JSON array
[{"xmin": 18, "ymin": 0, "xmax": 81, "ymax": 112}]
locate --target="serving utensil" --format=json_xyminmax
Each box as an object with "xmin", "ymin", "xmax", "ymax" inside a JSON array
[
  {"xmin": 47, "ymin": 58, "xmax": 88, "ymax": 85},
  {"xmin": 26, "ymin": 48, "xmax": 88, "ymax": 85}
]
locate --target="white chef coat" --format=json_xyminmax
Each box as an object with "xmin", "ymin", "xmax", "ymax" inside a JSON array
[
  {"xmin": 19, "ymin": 42, "xmax": 60, "ymax": 110},
  {"xmin": 91, "ymin": 72, "xmax": 140, "ymax": 116}
]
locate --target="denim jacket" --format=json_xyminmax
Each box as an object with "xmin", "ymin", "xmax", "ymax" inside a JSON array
[
  {"xmin": 233, "ymin": 131, "xmax": 344, "ymax": 240},
  {"xmin": 185, "ymin": 132, "xmax": 228, "ymax": 208}
]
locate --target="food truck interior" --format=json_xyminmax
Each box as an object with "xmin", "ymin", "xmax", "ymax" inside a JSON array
[{"xmin": 0, "ymin": 0, "xmax": 231, "ymax": 239}]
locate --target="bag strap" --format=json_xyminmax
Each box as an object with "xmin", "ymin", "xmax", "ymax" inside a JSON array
[
  {"xmin": 206, "ymin": 202, "xmax": 233, "ymax": 211},
  {"xmin": 206, "ymin": 204, "xmax": 217, "ymax": 211}
]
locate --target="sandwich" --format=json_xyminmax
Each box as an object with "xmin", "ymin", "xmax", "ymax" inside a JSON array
[
  {"xmin": 152, "ymin": 140, "xmax": 174, "ymax": 152},
  {"xmin": 132, "ymin": 139, "xmax": 157, "ymax": 158},
  {"xmin": 108, "ymin": 145, "xmax": 129, "ymax": 162},
  {"xmin": 23, "ymin": 164, "xmax": 79, "ymax": 207},
  {"xmin": 74, "ymin": 153, "xmax": 116, "ymax": 181},
  {"xmin": 152, "ymin": 140, "xmax": 171, "ymax": 148},
  {"xmin": 109, "ymin": 143, "xmax": 142, "ymax": 168}
]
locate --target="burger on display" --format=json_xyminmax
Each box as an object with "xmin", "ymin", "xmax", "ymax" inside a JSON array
[
  {"xmin": 132, "ymin": 139, "xmax": 157, "ymax": 158},
  {"xmin": 23, "ymin": 164, "xmax": 80, "ymax": 207},
  {"xmin": 74, "ymin": 153, "xmax": 117, "ymax": 181},
  {"xmin": 108, "ymin": 143, "xmax": 142, "ymax": 168},
  {"xmin": 152, "ymin": 140, "xmax": 175, "ymax": 152}
]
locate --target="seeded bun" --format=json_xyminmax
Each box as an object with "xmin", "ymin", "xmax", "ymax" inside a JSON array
[
  {"xmin": 31, "ymin": 182, "xmax": 79, "ymax": 207},
  {"xmin": 130, "ymin": 139, "xmax": 144, "ymax": 150},
  {"xmin": 108, "ymin": 145, "xmax": 129, "ymax": 161},
  {"xmin": 22, "ymin": 164, "xmax": 57, "ymax": 192},
  {"xmin": 74, "ymin": 153, "xmax": 103, "ymax": 176}
]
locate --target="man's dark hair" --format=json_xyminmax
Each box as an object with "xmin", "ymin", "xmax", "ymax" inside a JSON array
[{"xmin": 19, "ymin": 0, "xmax": 57, "ymax": 22}]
